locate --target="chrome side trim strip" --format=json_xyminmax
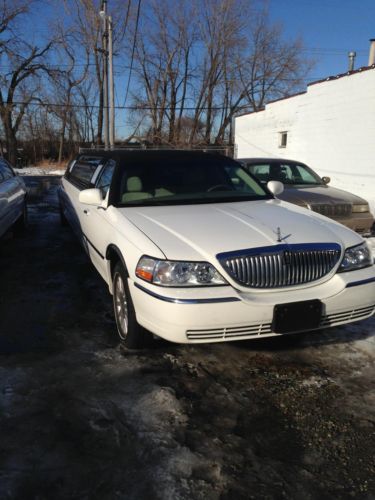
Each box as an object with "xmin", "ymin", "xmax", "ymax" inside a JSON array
[
  {"xmin": 134, "ymin": 282, "xmax": 241, "ymax": 304},
  {"xmin": 346, "ymin": 277, "xmax": 375, "ymax": 288},
  {"xmin": 83, "ymin": 233, "xmax": 105, "ymax": 259}
]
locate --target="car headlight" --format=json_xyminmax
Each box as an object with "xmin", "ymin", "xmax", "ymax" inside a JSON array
[
  {"xmin": 338, "ymin": 242, "xmax": 373, "ymax": 272},
  {"xmin": 135, "ymin": 256, "xmax": 227, "ymax": 286},
  {"xmin": 352, "ymin": 204, "xmax": 369, "ymax": 213}
]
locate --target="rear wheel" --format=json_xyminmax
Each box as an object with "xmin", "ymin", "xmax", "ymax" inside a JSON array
[{"xmin": 112, "ymin": 261, "xmax": 150, "ymax": 349}]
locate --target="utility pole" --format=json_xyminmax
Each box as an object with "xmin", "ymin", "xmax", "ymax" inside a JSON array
[
  {"xmin": 108, "ymin": 15, "xmax": 115, "ymax": 148},
  {"xmin": 101, "ymin": 0, "xmax": 109, "ymax": 149}
]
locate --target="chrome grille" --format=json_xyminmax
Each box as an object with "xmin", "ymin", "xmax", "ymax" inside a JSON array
[
  {"xmin": 186, "ymin": 305, "xmax": 375, "ymax": 342},
  {"xmin": 310, "ymin": 203, "xmax": 351, "ymax": 217},
  {"xmin": 217, "ymin": 243, "xmax": 341, "ymax": 288},
  {"xmin": 320, "ymin": 304, "xmax": 375, "ymax": 327},
  {"xmin": 186, "ymin": 323, "xmax": 272, "ymax": 341}
]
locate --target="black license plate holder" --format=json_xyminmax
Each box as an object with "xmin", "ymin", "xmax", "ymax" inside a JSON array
[{"xmin": 273, "ymin": 299, "xmax": 323, "ymax": 334}]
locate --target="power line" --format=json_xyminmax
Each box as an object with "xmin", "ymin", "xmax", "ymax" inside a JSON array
[
  {"xmin": 302, "ymin": 47, "xmax": 368, "ymax": 54},
  {"xmin": 0, "ymin": 63, "xmax": 135, "ymax": 70},
  {"xmin": 7, "ymin": 100, "xmax": 252, "ymax": 111}
]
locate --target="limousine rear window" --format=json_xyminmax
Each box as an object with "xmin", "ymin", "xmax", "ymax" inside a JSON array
[
  {"xmin": 68, "ymin": 159, "xmax": 76, "ymax": 172},
  {"xmin": 69, "ymin": 156, "xmax": 104, "ymax": 187}
]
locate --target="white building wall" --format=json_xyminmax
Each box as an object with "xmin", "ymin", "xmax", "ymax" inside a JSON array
[{"xmin": 235, "ymin": 68, "xmax": 375, "ymax": 214}]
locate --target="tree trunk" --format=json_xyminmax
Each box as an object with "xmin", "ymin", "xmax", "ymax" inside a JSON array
[
  {"xmin": 58, "ymin": 109, "xmax": 68, "ymax": 163},
  {"xmin": 6, "ymin": 133, "xmax": 17, "ymax": 166},
  {"xmin": 2, "ymin": 110, "xmax": 17, "ymax": 165}
]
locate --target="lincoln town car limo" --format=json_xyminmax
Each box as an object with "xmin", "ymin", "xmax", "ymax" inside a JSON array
[{"xmin": 58, "ymin": 150, "xmax": 375, "ymax": 348}]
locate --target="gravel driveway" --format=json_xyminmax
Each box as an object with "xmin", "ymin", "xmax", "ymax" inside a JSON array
[{"xmin": 0, "ymin": 176, "xmax": 374, "ymax": 500}]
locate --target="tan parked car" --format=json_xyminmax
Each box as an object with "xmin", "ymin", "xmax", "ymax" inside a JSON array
[{"xmin": 240, "ymin": 158, "xmax": 374, "ymax": 236}]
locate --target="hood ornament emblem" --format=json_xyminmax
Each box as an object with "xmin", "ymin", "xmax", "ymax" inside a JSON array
[{"xmin": 275, "ymin": 227, "xmax": 291, "ymax": 243}]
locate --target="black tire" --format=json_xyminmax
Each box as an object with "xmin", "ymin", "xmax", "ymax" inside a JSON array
[
  {"xmin": 112, "ymin": 261, "xmax": 150, "ymax": 349},
  {"xmin": 13, "ymin": 199, "xmax": 28, "ymax": 234}
]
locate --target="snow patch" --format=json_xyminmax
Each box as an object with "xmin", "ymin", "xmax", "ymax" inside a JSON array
[
  {"xmin": 301, "ymin": 375, "xmax": 331, "ymax": 388},
  {"xmin": 132, "ymin": 386, "xmax": 188, "ymax": 431},
  {"xmin": 15, "ymin": 166, "xmax": 64, "ymax": 176}
]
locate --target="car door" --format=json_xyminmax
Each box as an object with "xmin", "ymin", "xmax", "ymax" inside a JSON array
[
  {"xmin": 0, "ymin": 160, "xmax": 25, "ymax": 237},
  {"xmin": 79, "ymin": 159, "xmax": 116, "ymax": 280},
  {"xmin": 61, "ymin": 155, "xmax": 104, "ymax": 240}
]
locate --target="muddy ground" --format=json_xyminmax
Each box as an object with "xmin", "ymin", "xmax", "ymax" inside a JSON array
[{"xmin": 0, "ymin": 176, "xmax": 374, "ymax": 500}]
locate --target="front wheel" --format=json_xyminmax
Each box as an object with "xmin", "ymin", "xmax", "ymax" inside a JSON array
[{"xmin": 112, "ymin": 262, "xmax": 150, "ymax": 349}]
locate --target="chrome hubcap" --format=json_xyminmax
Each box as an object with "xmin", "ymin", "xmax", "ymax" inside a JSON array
[{"xmin": 114, "ymin": 273, "xmax": 128, "ymax": 339}]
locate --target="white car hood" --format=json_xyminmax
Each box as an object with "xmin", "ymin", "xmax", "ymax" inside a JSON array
[{"xmin": 119, "ymin": 200, "xmax": 361, "ymax": 262}]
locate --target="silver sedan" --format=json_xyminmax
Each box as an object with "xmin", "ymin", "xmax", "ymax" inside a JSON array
[{"xmin": 0, "ymin": 158, "xmax": 27, "ymax": 238}]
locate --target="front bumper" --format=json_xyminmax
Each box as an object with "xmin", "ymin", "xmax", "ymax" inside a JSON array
[
  {"xmin": 130, "ymin": 266, "xmax": 375, "ymax": 344},
  {"xmin": 332, "ymin": 213, "xmax": 374, "ymax": 236},
  {"xmin": 367, "ymin": 237, "xmax": 375, "ymax": 254}
]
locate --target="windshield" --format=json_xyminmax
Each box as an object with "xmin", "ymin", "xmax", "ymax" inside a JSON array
[
  {"xmin": 114, "ymin": 156, "xmax": 271, "ymax": 206},
  {"xmin": 246, "ymin": 162, "xmax": 323, "ymax": 186}
]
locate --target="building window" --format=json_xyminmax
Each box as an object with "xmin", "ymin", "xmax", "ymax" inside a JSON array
[{"xmin": 279, "ymin": 131, "xmax": 288, "ymax": 148}]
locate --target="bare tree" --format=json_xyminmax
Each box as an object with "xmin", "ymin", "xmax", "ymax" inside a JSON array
[
  {"xmin": 0, "ymin": 1, "xmax": 55, "ymax": 164},
  {"xmin": 0, "ymin": 0, "xmax": 312, "ymax": 161},
  {"xmin": 187, "ymin": 0, "xmax": 248, "ymax": 144},
  {"xmin": 0, "ymin": 0, "xmax": 30, "ymax": 53},
  {"xmin": 62, "ymin": 0, "xmax": 104, "ymax": 144},
  {"xmin": 49, "ymin": 28, "xmax": 89, "ymax": 162},
  {"xmin": 129, "ymin": 0, "xmax": 196, "ymax": 144},
  {"xmin": 128, "ymin": 0, "xmax": 312, "ymax": 148},
  {"xmin": 76, "ymin": 79, "xmax": 98, "ymax": 144},
  {"xmin": 63, "ymin": 0, "xmax": 131, "ymax": 145}
]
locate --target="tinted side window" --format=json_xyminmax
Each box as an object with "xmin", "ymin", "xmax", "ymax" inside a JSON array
[
  {"xmin": 96, "ymin": 160, "xmax": 115, "ymax": 197},
  {"xmin": 249, "ymin": 164, "xmax": 270, "ymax": 175},
  {"xmin": 69, "ymin": 157, "xmax": 103, "ymax": 189},
  {"xmin": 64, "ymin": 159, "xmax": 77, "ymax": 177},
  {"xmin": 278, "ymin": 164, "xmax": 294, "ymax": 183},
  {"xmin": 294, "ymin": 165, "xmax": 320, "ymax": 183},
  {"xmin": 247, "ymin": 164, "xmax": 271, "ymax": 184}
]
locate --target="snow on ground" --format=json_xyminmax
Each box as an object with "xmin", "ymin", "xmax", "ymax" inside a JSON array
[{"xmin": 15, "ymin": 166, "xmax": 64, "ymax": 176}]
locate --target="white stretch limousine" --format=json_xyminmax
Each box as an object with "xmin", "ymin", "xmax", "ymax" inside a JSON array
[{"xmin": 58, "ymin": 150, "xmax": 375, "ymax": 348}]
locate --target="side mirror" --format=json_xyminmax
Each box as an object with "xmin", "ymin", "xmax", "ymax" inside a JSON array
[
  {"xmin": 79, "ymin": 188, "xmax": 103, "ymax": 206},
  {"xmin": 267, "ymin": 180, "xmax": 284, "ymax": 196},
  {"xmin": 322, "ymin": 176, "xmax": 331, "ymax": 185}
]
